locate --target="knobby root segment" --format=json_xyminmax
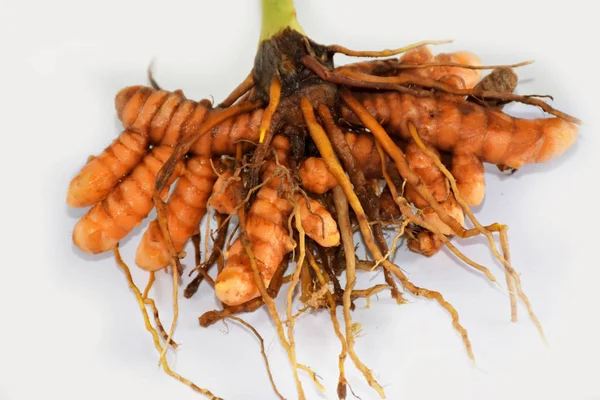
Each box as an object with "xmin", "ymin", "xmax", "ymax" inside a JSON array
[
  {"xmin": 113, "ymin": 246, "xmax": 220, "ymax": 400},
  {"xmin": 328, "ymin": 39, "xmax": 452, "ymax": 58},
  {"xmin": 199, "ymin": 256, "xmax": 289, "ymax": 327},
  {"xmin": 407, "ymin": 122, "xmax": 544, "ymax": 341},
  {"xmin": 304, "ymin": 97, "xmax": 475, "ymax": 363}
]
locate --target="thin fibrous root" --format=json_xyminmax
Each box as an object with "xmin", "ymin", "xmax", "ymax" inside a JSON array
[
  {"xmin": 336, "ymin": 68, "xmax": 581, "ymax": 124},
  {"xmin": 144, "ymin": 297, "xmax": 178, "ymax": 349},
  {"xmin": 302, "ymin": 97, "xmax": 386, "ymax": 398},
  {"xmin": 407, "ymin": 121, "xmax": 544, "ymax": 341},
  {"xmin": 351, "ymin": 285, "xmax": 390, "ymax": 301},
  {"xmin": 281, "ymin": 201, "xmax": 308, "ymax": 398},
  {"xmin": 303, "ymin": 102, "xmax": 474, "ymax": 362},
  {"xmin": 113, "ymin": 246, "xmax": 220, "ymax": 400},
  {"xmin": 147, "ymin": 59, "xmax": 161, "ymax": 90},
  {"xmin": 500, "ymin": 228, "xmax": 518, "ymax": 322},
  {"xmin": 318, "ymin": 105, "xmax": 404, "ymax": 304},
  {"xmin": 151, "ymin": 102, "xmax": 263, "ymax": 366},
  {"xmin": 375, "ymin": 59, "xmax": 534, "ymax": 71},
  {"xmin": 328, "ymin": 39, "xmax": 452, "ymax": 58},
  {"xmin": 304, "ymin": 57, "xmax": 580, "ymax": 124},
  {"xmin": 332, "ymin": 185, "xmax": 386, "ymax": 398},
  {"xmin": 306, "ymin": 243, "xmax": 348, "ymax": 399},
  {"xmin": 154, "ymin": 194, "xmax": 181, "ymax": 366},
  {"xmin": 341, "ymin": 90, "xmax": 467, "ymax": 236},
  {"xmin": 185, "ymin": 214, "xmax": 229, "ymax": 298},
  {"xmin": 215, "ymin": 315, "xmax": 284, "ymax": 400},
  {"xmin": 239, "ymin": 199, "xmax": 306, "ymax": 400},
  {"xmin": 142, "ymin": 272, "xmax": 178, "ymax": 348},
  {"xmin": 375, "ymin": 136, "xmax": 499, "ymax": 285},
  {"xmin": 298, "ymin": 364, "xmax": 327, "ymax": 394}
]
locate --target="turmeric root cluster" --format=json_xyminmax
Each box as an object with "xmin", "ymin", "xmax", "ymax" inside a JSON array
[{"xmin": 67, "ymin": 34, "xmax": 579, "ymax": 400}]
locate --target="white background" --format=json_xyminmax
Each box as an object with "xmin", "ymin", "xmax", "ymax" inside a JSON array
[{"xmin": 1, "ymin": 0, "xmax": 599, "ymax": 399}]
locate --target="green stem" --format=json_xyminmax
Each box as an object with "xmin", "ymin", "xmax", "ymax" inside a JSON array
[{"xmin": 260, "ymin": 0, "xmax": 305, "ymax": 42}]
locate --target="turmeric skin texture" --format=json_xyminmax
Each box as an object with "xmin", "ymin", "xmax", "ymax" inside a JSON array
[
  {"xmin": 72, "ymin": 146, "xmax": 183, "ymax": 254},
  {"xmin": 341, "ymin": 91, "xmax": 577, "ymax": 206},
  {"xmin": 136, "ymin": 156, "xmax": 217, "ymax": 271},
  {"xmin": 214, "ymin": 136, "xmax": 340, "ymax": 306},
  {"xmin": 66, "ymin": 9, "xmax": 581, "ymax": 397}
]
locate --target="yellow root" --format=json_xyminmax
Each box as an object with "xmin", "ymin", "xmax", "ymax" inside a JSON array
[
  {"xmin": 113, "ymin": 246, "xmax": 219, "ymax": 399},
  {"xmin": 303, "ymin": 96, "xmax": 385, "ymax": 398},
  {"xmin": 304, "ymin": 99, "xmax": 475, "ymax": 363},
  {"xmin": 239, "ymin": 198, "xmax": 305, "ymax": 400},
  {"xmin": 407, "ymin": 122, "xmax": 544, "ymax": 341},
  {"xmin": 306, "ymin": 250, "xmax": 348, "ymax": 398},
  {"xmin": 329, "ymin": 39, "xmax": 452, "ymax": 58},
  {"xmin": 282, "ymin": 202, "xmax": 309, "ymax": 399},
  {"xmin": 259, "ymin": 76, "xmax": 281, "ymax": 143},
  {"xmin": 500, "ymin": 228, "xmax": 518, "ymax": 322},
  {"xmin": 298, "ymin": 364, "xmax": 327, "ymax": 394},
  {"xmin": 333, "ymin": 186, "xmax": 387, "ymax": 399},
  {"xmin": 351, "ymin": 285, "xmax": 390, "ymax": 301}
]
